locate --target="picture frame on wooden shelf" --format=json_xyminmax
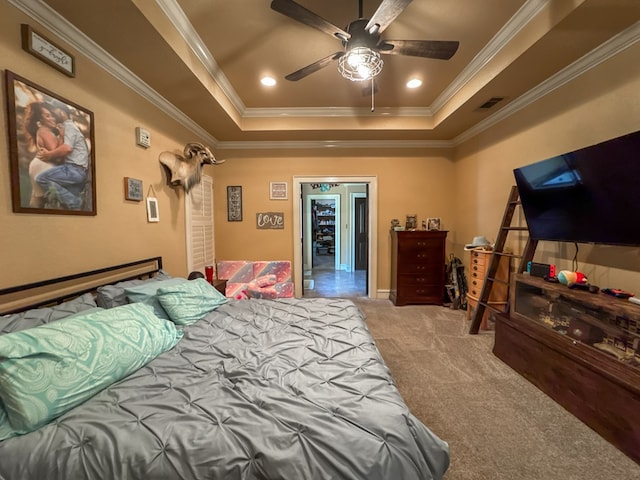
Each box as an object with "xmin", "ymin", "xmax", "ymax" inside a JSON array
[
  {"xmin": 427, "ymin": 218, "xmax": 441, "ymax": 231},
  {"xmin": 405, "ymin": 214, "xmax": 417, "ymax": 231}
]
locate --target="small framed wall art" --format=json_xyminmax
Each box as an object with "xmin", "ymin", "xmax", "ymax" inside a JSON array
[
  {"xmin": 124, "ymin": 177, "xmax": 143, "ymax": 201},
  {"xmin": 227, "ymin": 185, "xmax": 243, "ymax": 221},
  {"xmin": 146, "ymin": 197, "xmax": 159, "ymax": 222},
  {"xmin": 270, "ymin": 182, "xmax": 288, "ymax": 200}
]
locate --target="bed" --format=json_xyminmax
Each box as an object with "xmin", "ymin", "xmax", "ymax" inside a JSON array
[{"xmin": 0, "ymin": 258, "xmax": 449, "ymax": 480}]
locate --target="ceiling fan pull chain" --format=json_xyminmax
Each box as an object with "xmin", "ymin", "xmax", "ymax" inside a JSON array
[{"xmin": 371, "ymin": 77, "xmax": 375, "ymax": 112}]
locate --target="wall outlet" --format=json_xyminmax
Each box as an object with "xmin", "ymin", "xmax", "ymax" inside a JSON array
[{"xmin": 135, "ymin": 127, "xmax": 151, "ymax": 148}]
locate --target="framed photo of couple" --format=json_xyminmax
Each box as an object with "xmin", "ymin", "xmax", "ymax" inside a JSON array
[{"xmin": 5, "ymin": 70, "xmax": 96, "ymax": 215}]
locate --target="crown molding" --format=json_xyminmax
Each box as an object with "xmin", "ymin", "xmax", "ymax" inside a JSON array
[
  {"xmin": 430, "ymin": 0, "xmax": 549, "ymax": 115},
  {"xmin": 453, "ymin": 20, "xmax": 640, "ymax": 146},
  {"xmin": 8, "ymin": 0, "xmax": 636, "ymax": 152},
  {"xmin": 242, "ymin": 106, "xmax": 434, "ymax": 118},
  {"xmin": 157, "ymin": 0, "xmax": 546, "ymax": 121},
  {"xmin": 215, "ymin": 139, "xmax": 454, "ymax": 150},
  {"xmin": 8, "ymin": 0, "xmax": 218, "ymax": 146},
  {"xmin": 154, "ymin": 0, "xmax": 245, "ymax": 116}
]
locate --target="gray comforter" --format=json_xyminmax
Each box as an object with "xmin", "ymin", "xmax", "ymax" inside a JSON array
[{"xmin": 0, "ymin": 298, "xmax": 449, "ymax": 479}]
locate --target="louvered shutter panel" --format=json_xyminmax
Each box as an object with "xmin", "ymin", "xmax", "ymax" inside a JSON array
[{"xmin": 186, "ymin": 175, "xmax": 215, "ymax": 273}]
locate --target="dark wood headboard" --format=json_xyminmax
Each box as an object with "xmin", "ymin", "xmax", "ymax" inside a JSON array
[{"xmin": 0, "ymin": 257, "xmax": 163, "ymax": 315}]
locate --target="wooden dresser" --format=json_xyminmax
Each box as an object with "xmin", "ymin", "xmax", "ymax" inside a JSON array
[
  {"xmin": 390, "ymin": 230, "xmax": 447, "ymax": 306},
  {"xmin": 466, "ymin": 249, "xmax": 510, "ymax": 329}
]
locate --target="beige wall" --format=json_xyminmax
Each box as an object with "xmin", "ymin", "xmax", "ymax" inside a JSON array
[
  {"xmin": 210, "ymin": 150, "xmax": 456, "ymax": 293},
  {"xmin": 0, "ymin": 5, "xmax": 209, "ymax": 288},
  {"xmin": 453, "ymin": 42, "xmax": 640, "ymax": 292}
]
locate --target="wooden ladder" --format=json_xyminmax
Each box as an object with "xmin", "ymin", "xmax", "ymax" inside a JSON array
[{"xmin": 468, "ymin": 185, "xmax": 537, "ymax": 334}]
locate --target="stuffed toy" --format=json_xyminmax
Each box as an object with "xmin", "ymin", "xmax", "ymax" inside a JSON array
[{"xmin": 557, "ymin": 270, "xmax": 587, "ymax": 286}]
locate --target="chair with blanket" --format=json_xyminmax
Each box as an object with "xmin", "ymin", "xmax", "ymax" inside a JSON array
[{"xmin": 216, "ymin": 260, "xmax": 294, "ymax": 299}]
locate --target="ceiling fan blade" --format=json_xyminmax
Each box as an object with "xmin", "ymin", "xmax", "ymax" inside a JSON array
[
  {"xmin": 379, "ymin": 40, "xmax": 459, "ymax": 60},
  {"xmin": 365, "ymin": 0, "xmax": 413, "ymax": 34},
  {"xmin": 271, "ymin": 0, "xmax": 349, "ymax": 41},
  {"xmin": 285, "ymin": 52, "xmax": 344, "ymax": 81}
]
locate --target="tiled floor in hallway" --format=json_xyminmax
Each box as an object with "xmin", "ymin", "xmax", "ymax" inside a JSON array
[{"xmin": 302, "ymin": 253, "xmax": 367, "ymax": 298}]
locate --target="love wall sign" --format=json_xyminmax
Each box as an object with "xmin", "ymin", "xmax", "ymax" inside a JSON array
[{"xmin": 256, "ymin": 212, "xmax": 284, "ymax": 229}]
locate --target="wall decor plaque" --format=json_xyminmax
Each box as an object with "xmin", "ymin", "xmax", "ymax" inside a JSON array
[
  {"xmin": 256, "ymin": 212, "xmax": 284, "ymax": 229},
  {"xmin": 227, "ymin": 186, "xmax": 242, "ymax": 221},
  {"xmin": 21, "ymin": 24, "xmax": 75, "ymax": 77}
]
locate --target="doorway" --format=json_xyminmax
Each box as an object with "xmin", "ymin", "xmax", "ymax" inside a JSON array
[
  {"xmin": 305, "ymin": 194, "xmax": 341, "ymax": 271},
  {"xmin": 352, "ymin": 192, "xmax": 368, "ymax": 272},
  {"xmin": 292, "ymin": 176, "xmax": 378, "ymax": 299}
]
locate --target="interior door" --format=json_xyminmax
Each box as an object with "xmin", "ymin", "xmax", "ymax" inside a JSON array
[{"xmin": 354, "ymin": 196, "xmax": 368, "ymax": 271}]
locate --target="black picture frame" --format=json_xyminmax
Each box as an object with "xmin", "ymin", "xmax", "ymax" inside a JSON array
[
  {"xmin": 227, "ymin": 185, "xmax": 242, "ymax": 221},
  {"xmin": 5, "ymin": 70, "xmax": 96, "ymax": 215}
]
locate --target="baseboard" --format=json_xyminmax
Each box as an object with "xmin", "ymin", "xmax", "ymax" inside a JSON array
[{"xmin": 375, "ymin": 289, "xmax": 390, "ymax": 300}]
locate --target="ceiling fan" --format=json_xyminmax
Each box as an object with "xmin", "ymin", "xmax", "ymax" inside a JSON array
[{"xmin": 270, "ymin": 0, "xmax": 460, "ymax": 83}]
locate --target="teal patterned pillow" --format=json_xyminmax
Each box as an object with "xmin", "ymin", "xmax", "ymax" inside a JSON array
[
  {"xmin": 157, "ymin": 278, "xmax": 228, "ymax": 325},
  {"xmin": 124, "ymin": 278, "xmax": 188, "ymax": 319},
  {"xmin": 0, "ymin": 303, "xmax": 183, "ymax": 439},
  {"xmin": 0, "ymin": 400, "xmax": 11, "ymax": 442}
]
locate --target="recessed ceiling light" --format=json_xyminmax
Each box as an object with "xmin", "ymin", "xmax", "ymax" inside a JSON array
[
  {"xmin": 406, "ymin": 78, "xmax": 422, "ymax": 89},
  {"xmin": 261, "ymin": 76, "xmax": 276, "ymax": 87}
]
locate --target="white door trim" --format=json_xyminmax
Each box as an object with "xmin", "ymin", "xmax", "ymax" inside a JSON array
[{"xmin": 293, "ymin": 176, "xmax": 378, "ymax": 298}]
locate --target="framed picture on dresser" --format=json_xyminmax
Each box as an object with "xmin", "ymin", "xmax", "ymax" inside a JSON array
[
  {"xmin": 427, "ymin": 218, "xmax": 441, "ymax": 231},
  {"xmin": 405, "ymin": 214, "xmax": 417, "ymax": 230}
]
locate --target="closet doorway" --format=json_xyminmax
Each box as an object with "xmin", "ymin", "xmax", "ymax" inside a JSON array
[
  {"xmin": 307, "ymin": 194, "xmax": 340, "ymax": 270},
  {"xmin": 292, "ymin": 176, "xmax": 378, "ymax": 299}
]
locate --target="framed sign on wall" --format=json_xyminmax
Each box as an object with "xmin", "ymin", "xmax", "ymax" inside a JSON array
[
  {"xmin": 227, "ymin": 186, "xmax": 242, "ymax": 221},
  {"xmin": 270, "ymin": 182, "xmax": 288, "ymax": 200},
  {"xmin": 21, "ymin": 24, "xmax": 75, "ymax": 77},
  {"xmin": 124, "ymin": 177, "xmax": 143, "ymax": 201},
  {"xmin": 256, "ymin": 212, "xmax": 284, "ymax": 229}
]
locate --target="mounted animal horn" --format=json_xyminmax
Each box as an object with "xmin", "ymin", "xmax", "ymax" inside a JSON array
[{"xmin": 159, "ymin": 142, "xmax": 224, "ymax": 193}]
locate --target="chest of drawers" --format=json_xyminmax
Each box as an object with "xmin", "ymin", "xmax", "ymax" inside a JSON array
[
  {"xmin": 466, "ymin": 249, "xmax": 510, "ymax": 329},
  {"xmin": 390, "ymin": 230, "xmax": 447, "ymax": 306}
]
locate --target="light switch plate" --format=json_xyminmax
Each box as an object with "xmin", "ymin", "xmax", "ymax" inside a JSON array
[{"xmin": 135, "ymin": 126, "xmax": 151, "ymax": 148}]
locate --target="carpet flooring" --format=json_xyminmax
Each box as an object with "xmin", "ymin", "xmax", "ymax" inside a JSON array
[{"xmin": 353, "ymin": 299, "xmax": 640, "ymax": 480}]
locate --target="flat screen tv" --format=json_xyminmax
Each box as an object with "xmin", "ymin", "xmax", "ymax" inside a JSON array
[{"xmin": 513, "ymin": 129, "xmax": 640, "ymax": 246}]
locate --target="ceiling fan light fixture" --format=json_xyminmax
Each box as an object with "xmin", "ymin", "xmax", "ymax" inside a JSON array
[
  {"xmin": 261, "ymin": 76, "xmax": 277, "ymax": 86},
  {"xmin": 338, "ymin": 47, "xmax": 383, "ymax": 82}
]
